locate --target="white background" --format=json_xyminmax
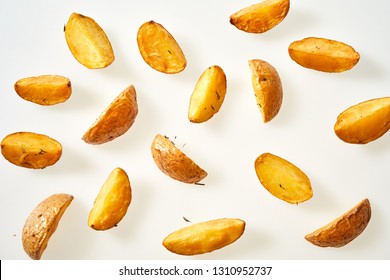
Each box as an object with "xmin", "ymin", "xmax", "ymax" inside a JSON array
[{"xmin": 0, "ymin": 0, "xmax": 389, "ymax": 260}]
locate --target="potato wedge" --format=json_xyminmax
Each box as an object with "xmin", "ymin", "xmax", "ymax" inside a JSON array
[
  {"xmin": 64, "ymin": 12, "xmax": 114, "ymax": 69},
  {"xmin": 137, "ymin": 20, "xmax": 186, "ymax": 74},
  {"xmin": 88, "ymin": 168, "xmax": 132, "ymax": 230},
  {"xmin": 288, "ymin": 37, "xmax": 360, "ymax": 72},
  {"xmin": 254, "ymin": 153, "xmax": 312, "ymax": 204},
  {"xmin": 188, "ymin": 65, "xmax": 227, "ymax": 123},
  {"xmin": 1, "ymin": 132, "xmax": 62, "ymax": 169},
  {"xmin": 334, "ymin": 97, "xmax": 390, "ymax": 144},
  {"xmin": 151, "ymin": 134, "xmax": 207, "ymax": 184},
  {"xmin": 249, "ymin": 59, "xmax": 283, "ymax": 123},
  {"xmin": 305, "ymin": 198, "xmax": 371, "ymax": 247},
  {"xmin": 14, "ymin": 75, "xmax": 71, "ymax": 105},
  {"xmin": 22, "ymin": 193, "xmax": 73, "ymax": 260},
  {"xmin": 230, "ymin": 0, "xmax": 290, "ymax": 34},
  {"xmin": 82, "ymin": 85, "xmax": 138, "ymax": 144},
  {"xmin": 163, "ymin": 218, "xmax": 246, "ymax": 255}
]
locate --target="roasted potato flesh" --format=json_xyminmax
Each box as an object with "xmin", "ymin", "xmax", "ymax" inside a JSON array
[
  {"xmin": 254, "ymin": 153, "xmax": 312, "ymax": 204},
  {"xmin": 64, "ymin": 12, "xmax": 114, "ymax": 69},
  {"xmin": 88, "ymin": 168, "xmax": 132, "ymax": 230},
  {"xmin": 151, "ymin": 134, "xmax": 207, "ymax": 184},
  {"xmin": 230, "ymin": 0, "xmax": 290, "ymax": 33},
  {"xmin": 82, "ymin": 85, "xmax": 138, "ymax": 144},
  {"xmin": 1, "ymin": 132, "xmax": 62, "ymax": 169},
  {"xmin": 249, "ymin": 59, "xmax": 283, "ymax": 123},
  {"xmin": 188, "ymin": 65, "xmax": 227, "ymax": 123},
  {"xmin": 163, "ymin": 218, "xmax": 246, "ymax": 255},
  {"xmin": 334, "ymin": 97, "xmax": 390, "ymax": 144},
  {"xmin": 288, "ymin": 37, "xmax": 360, "ymax": 72},
  {"xmin": 137, "ymin": 20, "xmax": 186, "ymax": 74},
  {"xmin": 305, "ymin": 199, "xmax": 371, "ymax": 247},
  {"xmin": 14, "ymin": 75, "xmax": 71, "ymax": 105},
  {"xmin": 22, "ymin": 194, "xmax": 74, "ymax": 260}
]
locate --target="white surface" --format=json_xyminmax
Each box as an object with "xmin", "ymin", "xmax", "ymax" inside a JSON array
[{"xmin": 0, "ymin": 0, "xmax": 389, "ymax": 260}]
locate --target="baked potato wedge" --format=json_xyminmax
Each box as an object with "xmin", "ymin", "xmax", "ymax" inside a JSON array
[
  {"xmin": 334, "ymin": 97, "xmax": 390, "ymax": 144},
  {"xmin": 82, "ymin": 85, "xmax": 138, "ymax": 144},
  {"xmin": 249, "ymin": 59, "xmax": 283, "ymax": 123},
  {"xmin": 305, "ymin": 198, "xmax": 371, "ymax": 247},
  {"xmin": 151, "ymin": 134, "xmax": 207, "ymax": 184},
  {"xmin": 22, "ymin": 193, "xmax": 74, "ymax": 260},
  {"xmin": 1, "ymin": 132, "xmax": 62, "ymax": 169},
  {"xmin": 14, "ymin": 75, "xmax": 71, "ymax": 105},
  {"xmin": 88, "ymin": 168, "xmax": 132, "ymax": 230},
  {"xmin": 163, "ymin": 218, "xmax": 246, "ymax": 255},
  {"xmin": 288, "ymin": 37, "xmax": 360, "ymax": 72},
  {"xmin": 137, "ymin": 20, "xmax": 186, "ymax": 74},
  {"xmin": 254, "ymin": 153, "xmax": 312, "ymax": 204},
  {"xmin": 64, "ymin": 12, "xmax": 114, "ymax": 69},
  {"xmin": 188, "ymin": 65, "xmax": 227, "ymax": 123},
  {"xmin": 230, "ymin": 0, "xmax": 290, "ymax": 34}
]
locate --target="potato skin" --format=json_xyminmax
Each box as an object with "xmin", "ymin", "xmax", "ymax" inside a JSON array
[
  {"xmin": 151, "ymin": 134, "xmax": 207, "ymax": 184},
  {"xmin": 305, "ymin": 199, "xmax": 371, "ymax": 247},
  {"xmin": 288, "ymin": 37, "xmax": 360, "ymax": 72},
  {"xmin": 22, "ymin": 194, "xmax": 74, "ymax": 260},
  {"xmin": 137, "ymin": 20, "xmax": 186, "ymax": 74},
  {"xmin": 82, "ymin": 85, "xmax": 138, "ymax": 144},
  {"xmin": 14, "ymin": 75, "xmax": 71, "ymax": 105},
  {"xmin": 230, "ymin": 0, "xmax": 290, "ymax": 34},
  {"xmin": 64, "ymin": 12, "xmax": 114, "ymax": 69},
  {"xmin": 334, "ymin": 97, "xmax": 390, "ymax": 144},
  {"xmin": 188, "ymin": 65, "xmax": 227, "ymax": 123},
  {"xmin": 163, "ymin": 218, "xmax": 246, "ymax": 255},
  {"xmin": 88, "ymin": 168, "xmax": 132, "ymax": 230},
  {"xmin": 249, "ymin": 59, "xmax": 283, "ymax": 123},
  {"xmin": 254, "ymin": 153, "xmax": 312, "ymax": 204},
  {"xmin": 1, "ymin": 132, "xmax": 62, "ymax": 169}
]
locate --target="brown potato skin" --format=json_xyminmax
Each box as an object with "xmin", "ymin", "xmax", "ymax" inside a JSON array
[
  {"xmin": 64, "ymin": 12, "xmax": 114, "ymax": 69},
  {"xmin": 1, "ymin": 132, "xmax": 62, "ymax": 169},
  {"xmin": 151, "ymin": 134, "xmax": 207, "ymax": 184},
  {"xmin": 14, "ymin": 75, "xmax": 71, "ymax": 105},
  {"xmin": 137, "ymin": 20, "xmax": 186, "ymax": 74},
  {"xmin": 305, "ymin": 199, "xmax": 371, "ymax": 247},
  {"xmin": 288, "ymin": 37, "xmax": 360, "ymax": 72},
  {"xmin": 230, "ymin": 0, "xmax": 290, "ymax": 34},
  {"xmin": 334, "ymin": 97, "xmax": 390, "ymax": 144},
  {"xmin": 163, "ymin": 218, "xmax": 246, "ymax": 255},
  {"xmin": 82, "ymin": 85, "xmax": 138, "ymax": 144},
  {"xmin": 22, "ymin": 194, "xmax": 74, "ymax": 260},
  {"xmin": 249, "ymin": 59, "xmax": 283, "ymax": 123},
  {"xmin": 88, "ymin": 167, "xmax": 132, "ymax": 230}
]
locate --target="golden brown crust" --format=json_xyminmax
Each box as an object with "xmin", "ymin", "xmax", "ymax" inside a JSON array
[
  {"xmin": 151, "ymin": 134, "xmax": 207, "ymax": 184},
  {"xmin": 82, "ymin": 85, "xmax": 138, "ymax": 144},
  {"xmin": 22, "ymin": 194, "xmax": 74, "ymax": 260},
  {"xmin": 305, "ymin": 199, "xmax": 371, "ymax": 247}
]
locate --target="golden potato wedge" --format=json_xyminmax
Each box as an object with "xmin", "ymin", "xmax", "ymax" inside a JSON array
[
  {"xmin": 163, "ymin": 218, "xmax": 246, "ymax": 255},
  {"xmin": 22, "ymin": 193, "xmax": 73, "ymax": 260},
  {"xmin": 88, "ymin": 168, "xmax": 132, "ymax": 230},
  {"xmin": 305, "ymin": 198, "xmax": 371, "ymax": 247},
  {"xmin": 1, "ymin": 132, "xmax": 62, "ymax": 169},
  {"xmin": 14, "ymin": 75, "xmax": 71, "ymax": 105},
  {"xmin": 254, "ymin": 153, "xmax": 312, "ymax": 204},
  {"xmin": 64, "ymin": 12, "xmax": 114, "ymax": 69},
  {"xmin": 334, "ymin": 97, "xmax": 390, "ymax": 144},
  {"xmin": 188, "ymin": 65, "xmax": 227, "ymax": 123},
  {"xmin": 230, "ymin": 0, "xmax": 290, "ymax": 33},
  {"xmin": 82, "ymin": 85, "xmax": 138, "ymax": 144},
  {"xmin": 249, "ymin": 59, "xmax": 283, "ymax": 123},
  {"xmin": 137, "ymin": 20, "xmax": 186, "ymax": 74},
  {"xmin": 151, "ymin": 134, "xmax": 207, "ymax": 184},
  {"xmin": 288, "ymin": 37, "xmax": 360, "ymax": 72}
]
